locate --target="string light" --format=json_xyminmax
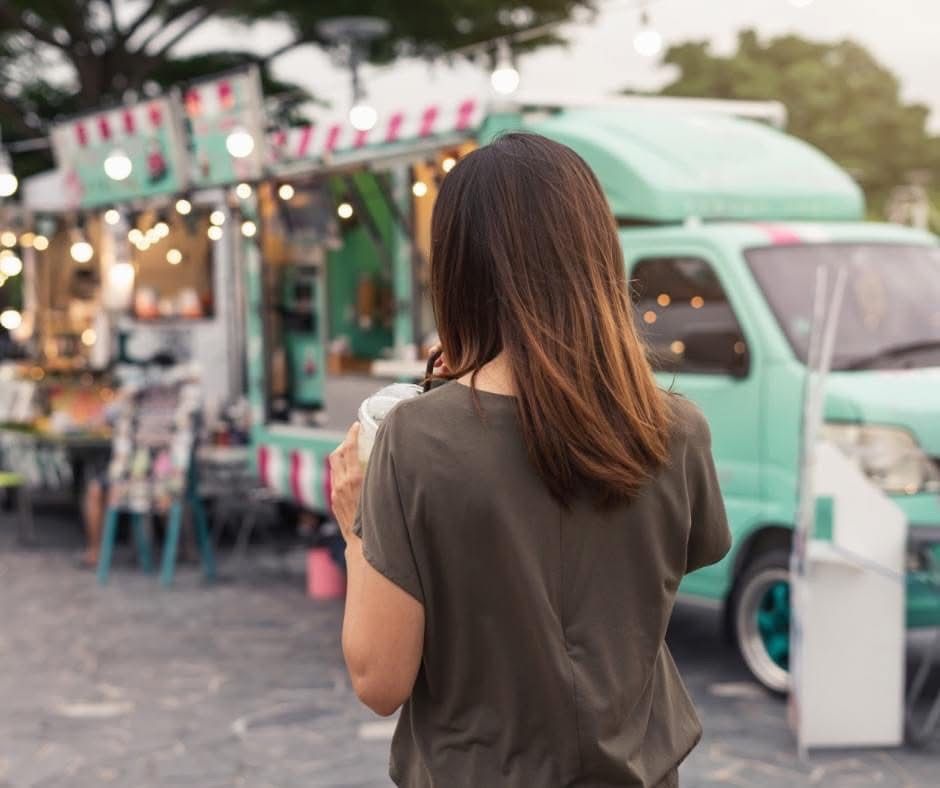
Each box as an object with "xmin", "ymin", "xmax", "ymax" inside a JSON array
[
  {"xmin": 412, "ymin": 181, "xmax": 428, "ymax": 197},
  {"xmin": 241, "ymin": 220, "xmax": 257, "ymax": 238},
  {"xmin": 70, "ymin": 235, "xmax": 94, "ymax": 263},
  {"xmin": 349, "ymin": 102, "xmax": 378, "ymax": 132},
  {"xmin": 175, "ymin": 198, "xmax": 192, "ymax": 215},
  {"xmin": 226, "ymin": 127, "xmax": 255, "ymax": 159},
  {"xmin": 657, "ymin": 293, "xmax": 671, "ymax": 307},
  {"xmin": 490, "ymin": 40, "xmax": 520, "ymax": 95},
  {"xmin": 0, "ymin": 308, "xmax": 21, "ymax": 330},
  {"xmin": 337, "ymin": 202, "xmax": 354, "ymax": 219},
  {"xmin": 104, "ymin": 209, "xmax": 121, "ymax": 226},
  {"xmin": 0, "ymin": 230, "xmax": 16, "ymax": 247},
  {"xmin": 208, "ymin": 225, "xmax": 223, "ymax": 241},
  {"xmin": 633, "ymin": 10, "xmax": 663, "ymax": 58},
  {"xmin": 0, "ymin": 255, "xmax": 22, "ymax": 277},
  {"xmin": 235, "ymin": 182, "xmax": 253, "ymax": 200},
  {"xmin": 33, "ymin": 235, "xmax": 48, "ymax": 251},
  {"xmin": 670, "ymin": 340, "xmax": 685, "ymax": 355},
  {"xmin": 0, "ymin": 149, "xmax": 18, "ymax": 198},
  {"xmin": 690, "ymin": 296, "xmax": 705, "ymax": 309},
  {"xmin": 278, "ymin": 183, "xmax": 295, "ymax": 201},
  {"xmin": 128, "ymin": 228, "xmax": 143, "ymax": 245},
  {"xmin": 210, "ymin": 210, "xmax": 226, "ymax": 226},
  {"xmin": 643, "ymin": 310, "xmax": 657, "ymax": 324},
  {"xmin": 19, "ymin": 232, "xmax": 34, "ymax": 248},
  {"xmin": 103, "ymin": 149, "xmax": 133, "ymax": 181},
  {"xmin": 81, "ymin": 328, "xmax": 97, "ymax": 346},
  {"xmin": 166, "ymin": 248, "xmax": 182, "ymax": 265},
  {"xmin": 153, "ymin": 221, "xmax": 169, "ymax": 237},
  {"xmin": 442, "ymin": 157, "xmax": 457, "ymax": 173}
]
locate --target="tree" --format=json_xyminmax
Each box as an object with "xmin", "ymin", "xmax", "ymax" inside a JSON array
[
  {"xmin": 0, "ymin": 0, "xmax": 590, "ymax": 177},
  {"xmin": 640, "ymin": 30, "xmax": 940, "ymax": 222}
]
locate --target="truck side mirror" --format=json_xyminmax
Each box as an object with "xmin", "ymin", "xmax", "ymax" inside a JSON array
[{"xmin": 680, "ymin": 330, "xmax": 750, "ymax": 378}]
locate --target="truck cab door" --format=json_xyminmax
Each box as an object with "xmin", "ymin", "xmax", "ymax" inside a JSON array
[{"xmin": 627, "ymin": 251, "xmax": 763, "ymax": 597}]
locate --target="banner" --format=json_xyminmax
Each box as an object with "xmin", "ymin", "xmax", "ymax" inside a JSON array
[
  {"xmin": 49, "ymin": 95, "xmax": 188, "ymax": 209},
  {"xmin": 181, "ymin": 66, "xmax": 266, "ymax": 188}
]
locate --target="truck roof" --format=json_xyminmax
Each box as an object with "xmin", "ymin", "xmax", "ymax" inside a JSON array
[
  {"xmin": 512, "ymin": 107, "xmax": 865, "ymax": 224},
  {"xmin": 617, "ymin": 220, "xmax": 937, "ymax": 251}
]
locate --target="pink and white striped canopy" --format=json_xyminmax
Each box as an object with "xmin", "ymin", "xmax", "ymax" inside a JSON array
[{"xmin": 269, "ymin": 97, "xmax": 484, "ymax": 168}]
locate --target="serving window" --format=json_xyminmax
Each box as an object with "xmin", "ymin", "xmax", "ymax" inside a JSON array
[{"xmin": 131, "ymin": 209, "xmax": 214, "ymax": 321}]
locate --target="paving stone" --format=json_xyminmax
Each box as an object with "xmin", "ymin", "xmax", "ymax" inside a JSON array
[{"xmin": 1, "ymin": 511, "xmax": 937, "ymax": 786}]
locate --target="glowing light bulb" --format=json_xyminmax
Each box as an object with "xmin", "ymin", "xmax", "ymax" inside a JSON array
[
  {"xmin": 210, "ymin": 210, "xmax": 225, "ymax": 226},
  {"xmin": 208, "ymin": 225, "xmax": 223, "ymax": 241},
  {"xmin": 235, "ymin": 182, "xmax": 252, "ymax": 200},
  {"xmin": 225, "ymin": 127, "xmax": 255, "ymax": 159},
  {"xmin": 349, "ymin": 102, "xmax": 378, "ymax": 132},
  {"xmin": 104, "ymin": 149, "xmax": 133, "ymax": 181},
  {"xmin": 337, "ymin": 202, "xmax": 353, "ymax": 219},
  {"xmin": 166, "ymin": 248, "xmax": 182, "ymax": 265},
  {"xmin": 19, "ymin": 232, "xmax": 34, "ymax": 248},
  {"xmin": 33, "ymin": 235, "xmax": 48, "ymax": 251},
  {"xmin": 0, "ymin": 308, "xmax": 21, "ymax": 330},
  {"xmin": 128, "ymin": 229, "xmax": 143, "ymax": 245},
  {"xmin": 104, "ymin": 209, "xmax": 121, "ymax": 226},
  {"xmin": 0, "ymin": 171, "xmax": 17, "ymax": 198},
  {"xmin": 0, "ymin": 255, "xmax": 22, "ymax": 276},
  {"xmin": 412, "ymin": 181, "xmax": 428, "ymax": 197},
  {"xmin": 81, "ymin": 328, "xmax": 97, "ymax": 346},
  {"xmin": 278, "ymin": 184, "xmax": 295, "ymax": 201},
  {"xmin": 176, "ymin": 198, "xmax": 192, "ymax": 216},
  {"xmin": 633, "ymin": 13, "xmax": 663, "ymax": 58},
  {"xmin": 490, "ymin": 40, "xmax": 519, "ymax": 95},
  {"xmin": 70, "ymin": 240, "xmax": 94, "ymax": 263},
  {"xmin": 0, "ymin": 231, "xmax": 16, "ymax": 247},
  {"xmin": 442, "ymin": 157, "xmax": 457, "ymax": 173},
  {"xmin": 153, "ymin": 221, "xmax": 169, "ymax": 237},
  {"xmin": 241, "ymin": 220, "xmax": 257, "ymax": 238}
]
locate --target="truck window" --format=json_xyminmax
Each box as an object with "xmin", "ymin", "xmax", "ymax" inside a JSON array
[{"xmin": 631, "ymin": 257, "xmax": 748, "ymax": 376}]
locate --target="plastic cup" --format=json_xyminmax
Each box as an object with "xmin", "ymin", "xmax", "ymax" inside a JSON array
[{"xmin": 357, "ymin": 383, "xmax": 422, "ymax": 467}]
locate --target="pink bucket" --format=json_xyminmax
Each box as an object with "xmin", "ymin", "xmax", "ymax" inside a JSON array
[{"xmin": 307, "ymin": 547, "xmax": 346, "ymax": 600}]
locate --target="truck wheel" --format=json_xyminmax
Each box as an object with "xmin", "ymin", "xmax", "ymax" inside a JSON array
[{"xmin": 732, "ymin": 549, "xmax": 791, "ymax": 695}]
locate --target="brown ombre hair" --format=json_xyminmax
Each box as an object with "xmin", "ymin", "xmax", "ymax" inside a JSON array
[{"xmin": 430, "ymin": 132, "xmax": 672, "ymax": 506}]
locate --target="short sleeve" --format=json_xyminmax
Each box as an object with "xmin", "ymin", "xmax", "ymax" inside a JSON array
[
  {"xmin": 683, "ymin": 409, "xmax": 732, "ymax": 575},
  {"xmin": 352, "ymin": 419, "xmax": 425, "ymax": 605}
]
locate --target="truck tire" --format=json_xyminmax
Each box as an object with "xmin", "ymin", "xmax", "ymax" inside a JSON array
[{"xmin": 731, "ymin": 549, "xmax": 792, "ymax": 695}]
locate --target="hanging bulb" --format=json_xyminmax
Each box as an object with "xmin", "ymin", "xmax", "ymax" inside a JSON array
[
  {"xmin": 104, "ymin": 149, "xmax": 133, "ymax": 181},
  {"xmin": 412, "ymin": 181, "xmax": 428, "ymax": 197},
  {"xmin": 70, "ymin": 239, "xmax": 94, "ymax": 263},
  {"xmin": 278, "ymin": 184, "xmax": 295, "ymax": 201},
  {"xmin": 442, "ymin": 156, "xmax": 457, "ymax": 173},
  {"xmin": 0, "ymin": 308, "xmax": 21, "ymax": 330},
  {"xmin": 104, "ymin": 209, "xmax": 121, "ymax": 226},
  {"xmin": 0, "ymin": 255, "xmax": 22, "ymax": 277},
  {"xmin": 33, "ymin": 235, "xmax": 49, "ymax": 251},
  {"xmin": 633, "ymin": 11, "xmax": 663, "ymax": 58},
  {"xmin": 166, "ymin": 248, "xmax": 182, "ymax": 265},
  {"xmin": 240, "ymin": 220, "xmax": 257, "ymax": 238},
  {"xmin": 226, "ymin": 127, "xmax": 255, "ymax": 159},
  {"xmin": 349, "ymin": 102, "xmax": 378, "ymax": 132},
  {"xmin": 208, "ymin": 225, "xmax": 223, "ymax": 241},
  {"xmin": 210, "ymin": 210, "xmax": 225, "ymax": 226},
  {"xmin": 491, "ymin": 40, "xmax": 520, "ymax": 95},
  {"xmin": 235, "ymin": 182, "xmax": 253, "ymax": 200},
  {"xmin": 0, "ymin": 150, "xmax": 18, "ymax": 198},
  {"xmin": 176, "ymin": 198, "xmax": 192, "ymax": 216},
  {"xmin": 337, "ymin": 202, "xmax": 354, "ymax": 219}
]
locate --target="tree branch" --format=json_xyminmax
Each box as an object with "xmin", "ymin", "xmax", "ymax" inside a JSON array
[
  {"xmin": 0, "ymin": 4, "xmax": 68, "ymax": 49},
  {"xmin": 260, "ymin": 35, "xmax": 312, "ymax": 65},
  {"xmin": 147, "ymin": 7, "xmax": 214, "ymax": 59},
  {"xmin": 119, "ymin": 0, "xmax": 166, "ymax": 44}
]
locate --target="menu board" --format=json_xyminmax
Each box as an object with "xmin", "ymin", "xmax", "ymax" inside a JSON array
[
  {"xmin": 181, "ymin": 66, "xmax": 266, "ymax": 188},
  {"xmin": 49, "ymin": 95, "xmax": 188, "ymax": 209}
]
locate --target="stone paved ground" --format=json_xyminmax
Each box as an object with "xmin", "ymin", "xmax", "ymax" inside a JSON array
[{"xmin": 1, "ymin": 507, "xmax": 938, "ymax": 787}]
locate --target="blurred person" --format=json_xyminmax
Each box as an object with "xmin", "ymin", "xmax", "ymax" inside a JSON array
[{"xmin": 329, "ymin": 133, "xmax": 731, "ymax": 787}]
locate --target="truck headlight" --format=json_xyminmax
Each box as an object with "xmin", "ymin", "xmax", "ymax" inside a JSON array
[{"xmin": 820, "ymin": 423, "xmax": 940, "ymax": 495}]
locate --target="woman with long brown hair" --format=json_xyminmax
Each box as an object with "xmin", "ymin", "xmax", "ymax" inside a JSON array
[{"xmin": 329, "ymin": 132, "xmax": 730, "ymax": 787}]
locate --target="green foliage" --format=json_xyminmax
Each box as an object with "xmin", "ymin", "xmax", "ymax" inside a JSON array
[{"xmin": 646, "ymin": 29, "xmax": 940, "ymax": 222}]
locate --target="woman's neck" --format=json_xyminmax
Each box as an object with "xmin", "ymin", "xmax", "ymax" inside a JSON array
[{"xmin": 457, "ymin": 352, "xmax": 515, "ymax": 396}]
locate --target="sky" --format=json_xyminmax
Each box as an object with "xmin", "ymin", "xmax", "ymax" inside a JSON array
[{"xmin": 174, "ymin": 0, "xmax": 940, "ymax": 129}]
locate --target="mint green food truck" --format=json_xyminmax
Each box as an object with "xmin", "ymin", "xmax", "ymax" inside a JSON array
[{"xmin": 247, "ymin": 97, "xmax": 940, "ymax": 693}]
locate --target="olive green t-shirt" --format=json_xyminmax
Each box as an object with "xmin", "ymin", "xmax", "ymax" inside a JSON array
[{"xmin": 353, "ymin": 382, "xmax": 731, "ymax": 787}]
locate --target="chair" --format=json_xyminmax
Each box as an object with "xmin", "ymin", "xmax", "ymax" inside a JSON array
[{"xmin": 0, "ymin": 471, "xmax": 33, "ymax": 544}]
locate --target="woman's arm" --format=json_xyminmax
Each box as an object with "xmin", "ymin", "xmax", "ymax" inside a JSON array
[{"xmin": 330, "ymin": 424, "xmax": 425, "ymax": 717}]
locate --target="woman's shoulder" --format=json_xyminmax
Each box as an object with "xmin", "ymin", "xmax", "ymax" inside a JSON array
[{"xmin": 664, "ymin": 392, "xmax": 712, "ymax": 449}]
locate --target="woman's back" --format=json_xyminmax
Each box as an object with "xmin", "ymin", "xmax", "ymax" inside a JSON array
[{"xmin": 355, "ymin": 382, "xmax": 730, "ymax": 787}]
